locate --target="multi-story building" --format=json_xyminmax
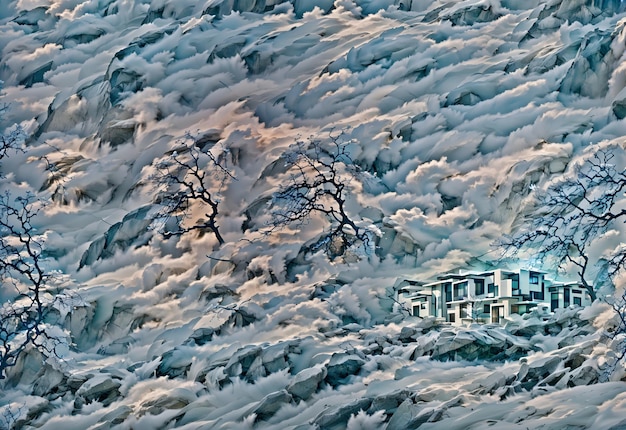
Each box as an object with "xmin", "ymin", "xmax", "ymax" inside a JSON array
[{"xmin": 395, "ymin": 268, "xmax": 592, "ymax": 325}]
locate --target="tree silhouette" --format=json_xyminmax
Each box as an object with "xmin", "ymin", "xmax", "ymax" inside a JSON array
[
  {"xmin": 268, "ymin": 134, "xmax": 371, "ymax": 258},
  {"xmin": 152, "ymin": 134, "xmax": 235, "ymax": 246},
  {"xmin": 0, "ymin": 101, "xmax": 67, "ymax": 380},
  {"xmin": 0, "ymin": 193, "xmax": 50, "ymax": 378}
]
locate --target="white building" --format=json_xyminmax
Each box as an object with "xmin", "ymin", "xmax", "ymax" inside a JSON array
[
  {"xmin": 395, "ymin": 268, "xmax": 592, "ymax": 325},
  {"xmin": 548, "ymin": 282, "xmax": 592, "ymax": 311}
]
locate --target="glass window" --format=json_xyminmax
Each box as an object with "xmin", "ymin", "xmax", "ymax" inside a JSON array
[
  {"xmin": 573, "ymin": 297, "xmax": 582, "ymax": 306},
  {"xmin": 461, "ymin": 304, "xmax": 469, "ymax": 318},
  {"xmin": 474, "ymin": 279, "xmax": 485, "ymax": 295},
  {"xmin": 530, "ymin": 275, "xmax": 539, "ymax": 284},
  {"xmin": 564, "ymin": 288, "xmax": 570, "ymax": 306},
  {"xmin": 483, "ymin": 304, "xmax": 490, "ymax": 314},
  {"xmin": 551, "ymin": 293, "xmax": 559, "ymax": 311},
  {"xmin": 456, "ymin": 282, "xmax": 467, "ymax": 299}
]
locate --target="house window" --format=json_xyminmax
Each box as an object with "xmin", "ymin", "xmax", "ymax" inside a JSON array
[
  {"xmin": 421, "ymin": 302, "xmax": 427, "ymax": 310},
  {"xmin": 564, "ymin": 288, "xmax": 570, "ymax": 306},
  {"xmin": 449, "ymin": 313, "xmax": 456, "ymax": 323},
  {"xmin": 529, "ymin": 274, "xmax": 539, "ymax": 284},
  {"xmin": 483, "ymin": 304, "xmax": 490, "ymax": 314},
  {"xmin": 456, "ymin": 282, "xmax": 467, "ymax": 300},
  {"xmin": 551, "ymin": 293, "xmax": 559, "ymax": 311},
  {"xmin": 461, "ymin": 304, "xmax": 469, "ymax": 318},
  {"xmin": 532, "ymin": 291, "xmax": 544, "ymax": 301},
  {"xmin": 413, "ymin": 306, "xmax": 420, "ymax": 317},
  {"xmin": 475, "ymin": 279, "xmax": 485, "ymax": 295},
  {"xmin": 445, "ymin": 283, "xmax": 452, "ymax": 302},
  {"xmin": 488, "ymin": 283, "xmax": 497, "ymax": 296},
  {"xmin": 573, "ymin": 289, "xmax": 582, "ymax": 294},
  {"xmin": 573, "ymin": 297, "xmax": 582, "ymax": 306}
]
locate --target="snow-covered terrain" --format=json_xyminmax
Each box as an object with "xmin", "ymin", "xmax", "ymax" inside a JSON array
[{"xmin": 0, "ymin": 0, "xmax": 625, "ymax": 428}]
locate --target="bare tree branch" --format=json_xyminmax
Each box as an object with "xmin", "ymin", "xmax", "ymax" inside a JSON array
[
  {"xmin": 498, "ymin": 145, "xmax": 626, "ymax": 302},
  {"xmin": 268, "ymin": 133, "xmax": 371, "ymax": 258},
  {"xmin": 151, "ymin": 133, "xmax": 236, "ymax": 246},
  {"xmin": 0, "ymin": 193, "xmax": 62, "ymax": 379},
  {"xmin": 0, "ymin": 104, "xmax": 68, "ymax": 380}
]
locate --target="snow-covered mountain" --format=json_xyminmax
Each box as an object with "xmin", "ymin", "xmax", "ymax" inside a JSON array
[{"xmin": 0, "ymin": 0, "xmax": 625, "ymax": 428}]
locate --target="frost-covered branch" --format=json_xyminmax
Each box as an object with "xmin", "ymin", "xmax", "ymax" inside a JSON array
[
  {"xmin": 0, "ymin": 112, "xmax": 24, "ymax": 180},
  {"xmin": 498, "ymin": 145, "xmax": 626, "ymax": 302},
  {"xmin": 0, "ymin": 403, "xmax": 25, "ymax": 430},
  {"xmin": 0, "ymin": 127, "xmax": 22, "ymax": 162},
  {"xmin": 0, "ymin": 97, "xmax": 72, "ymax": 381},
  {"xmin": 268, "ymin": 134, "xmax": 370, "ymax": 258},
  {"xmin": 152, "ymin": 134, "xmax": 235, "ymax": 246},
  {"xmin": 382, "ymin": 289, "xmax": 411, "ymax": 318},
  {"xmin": 0, "ymin": 193, "xmax": 62, "ymax": 379}
]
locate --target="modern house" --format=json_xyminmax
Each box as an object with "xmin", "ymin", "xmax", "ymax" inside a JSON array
[{"xmin": 395, "ymin": 268, "xmax": 592, "ymax": 325}]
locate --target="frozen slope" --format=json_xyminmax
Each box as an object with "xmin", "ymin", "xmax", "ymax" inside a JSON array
[{"xmin": 0, "ymin": 0, "xmax": 625, "ymax": 428}]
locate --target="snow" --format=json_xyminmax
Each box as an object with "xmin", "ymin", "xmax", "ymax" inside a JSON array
[{"xmin": 0, "ymin": 0, "xmax": 625, "ymax": 428}]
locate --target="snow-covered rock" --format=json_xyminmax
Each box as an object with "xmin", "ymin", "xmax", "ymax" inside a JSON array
[
  {"xmin": 325, "ymin": 353, "xmax": 366, "ymax": 387},
  {"xmin": 0, "ymin": 0, "xmax": 625, "ymax": 428},
  {"xmin": 287, "ymin": 366, "xmax": 326, "ymax": 400}
]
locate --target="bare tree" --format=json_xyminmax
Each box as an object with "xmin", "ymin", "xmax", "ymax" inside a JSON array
[
  {"xmin": 152, "ymin": 134, "xmax": 235, "ymax": 246},
  {"xmin": 0, "ymin": 193, "xmax": 63, "ymax": 379},
  {"xmin": 268, "ymin": 134, "xmax": 371, "ymax": 257},
  {"xmin": 0, "ymin": 101, "xmax": 67, "ymax": 380},
  {"xmin": 499, "ymin": 144, "xmax": 626, "ymax": 302}
]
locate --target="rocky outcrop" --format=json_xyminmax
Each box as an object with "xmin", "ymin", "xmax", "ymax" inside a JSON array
[
  {"xmin": 245, "ymin": 389, "xmax": 293, "ymax": 422},
  {"xmin": 386, "ymin": 398, "xmax": 436, "ymax": 430},
  {"xmin": 325, "ymin": 353, "xmax": 366, "ymax": 387},
  {"xmin": 79, "ymin": 206, "xmax": 153, "ymax": 268},
  {"xmin": 3, "ymin": 0, "xmax": 626, "ymax": 428},
  {"xmin": 287, "ymin": 366, "xmax": 326, "ymax": 400},
  {"xmin": 75, "ymin": 376, "xmax": 122, "ymax": 407}
]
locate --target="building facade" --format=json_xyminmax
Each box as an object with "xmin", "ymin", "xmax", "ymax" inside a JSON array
[{"xmin": 395, "ymin": 268, "xmax": 592, "ymax": 325}]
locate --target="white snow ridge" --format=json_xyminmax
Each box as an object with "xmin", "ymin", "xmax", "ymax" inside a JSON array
[{"xmin": 0, "ymin": 0, "xmax": 625, "ymax": 429}]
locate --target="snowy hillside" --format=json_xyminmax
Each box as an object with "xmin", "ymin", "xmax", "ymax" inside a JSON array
[{"xmin": 0, "ymin": 0, "xmax": 625, "ymax": 428}]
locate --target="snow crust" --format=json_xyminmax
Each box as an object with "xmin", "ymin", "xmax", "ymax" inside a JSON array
[{"xmin": 0, "ymin": 0, "xmax": 625, "ymax": 428}]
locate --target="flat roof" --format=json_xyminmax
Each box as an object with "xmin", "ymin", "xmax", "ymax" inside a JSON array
[{"xmin": 401, "ymin": 267, "xmax": 553, "ymax": 286}]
